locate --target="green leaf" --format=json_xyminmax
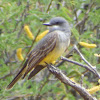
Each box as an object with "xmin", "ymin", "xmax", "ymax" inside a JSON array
[{"xmin": 71, "ymin": 27, "xmax": 79, "ymax": 41}]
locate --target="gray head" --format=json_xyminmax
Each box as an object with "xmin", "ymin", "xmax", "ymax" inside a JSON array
[{"xmin": 43, "ymin": 17, "xmax": 71, "ymax": 33}]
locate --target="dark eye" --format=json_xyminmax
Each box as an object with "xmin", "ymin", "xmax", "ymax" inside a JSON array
[{"xmin": 56, "ymin": 21, "xmax": 59, "ymax": 24}]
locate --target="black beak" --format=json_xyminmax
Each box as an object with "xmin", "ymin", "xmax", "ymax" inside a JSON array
[{"xmin": 43, "ymin": 23, "xmax": 51, "ymax": 26}]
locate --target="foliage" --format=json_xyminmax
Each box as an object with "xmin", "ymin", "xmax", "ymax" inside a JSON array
[{"xmin": 0, "ymin": 0, "xmax": 100, "ymax": 100}]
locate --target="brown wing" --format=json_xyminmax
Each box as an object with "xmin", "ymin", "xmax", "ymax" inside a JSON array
[
  {"xmin": 6, "ymin": 32, "xmax": 57, "ymax": 89},
  {"xmin": 28, "ymin": 65, "xmax": 45, "ymax": 80},
  {"xmin": 23, "ymin": 33, "xmax": 57, "ymax": 78}
]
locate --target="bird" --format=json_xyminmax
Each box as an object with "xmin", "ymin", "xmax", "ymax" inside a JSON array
[{"xmin": 6, "ymin": 17, "xmax": 71, "ymax": 89}]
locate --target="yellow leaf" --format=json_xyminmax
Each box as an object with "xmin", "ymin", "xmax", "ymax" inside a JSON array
[
  {"xmin": 24, "ymin": 25, "xmax": 34, "ymax": 40},
  {"xmin": 94, "ymin": 54, "xmax": 100, "ymax": 57},
  {"xmin": 79, "ymin": 42, "xmax": 97, "ymax": 48},
  {"xmin": 98, "ymin": 79, "xmax": 100, "ymax": 84},
  {"xmin": 87, "ymin": 85, "xmax": 100, "ymax": 94},
  {"xmin": 70, "ymin": 78, "xmax": 76, "ymax": 82},
  {"xmin": 35, "ymin": 30, "xmax": 49, "ymax": 42},
  {"xmin": 16, "ymin": 48, "xmax": 24, "ymax": 61}
]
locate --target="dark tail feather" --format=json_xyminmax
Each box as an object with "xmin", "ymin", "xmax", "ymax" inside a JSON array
[
  {"xmin": 6, "ymin": 72, "xmax": 23, "ymax": 90},
  {"xmin": 6, "ymin": 59, "xmax": 28, "ymax": 90},
  {"xmin": 28, "ymin": 65, "xmax": 45, "ymax": 80}
]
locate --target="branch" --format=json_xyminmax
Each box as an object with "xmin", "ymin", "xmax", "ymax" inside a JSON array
[
  {"xmin": 13, "ymin": 1, "xmax": 30, "ymax": 33},
  {"xmin": 35, "ymin": 73, "xmax": 51, "ymax": 100},
  {"xmin": 75, "ymin": 2, "xmax": 94, "ymax": 27},
  {"xmin": 74, "ymin": 45, "xmax": 100, "ymax": 78},
  {"xmin": 7, "ymin": 94, "xmax": 32, "ymax": 100},
  {"xmin": 0, "ymin": 73, "xmax": 12, "ymax": 80},
  {"xmin": 61, "ymin": 56, "xmax": 100, "ymax": 78},
  {"xmin": 46, "ymin": 0, "xmax": 53, "ymax": 13},
  {"xmin": 47, "ymin": 64, "xmax": 96, "ymax": 100},
  {"xmin": 4, "ymin": 50, "xmax": 16, "ymax": 65}
]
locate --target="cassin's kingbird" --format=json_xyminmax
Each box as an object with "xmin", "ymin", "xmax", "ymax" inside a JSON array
[{"xmin": 7, "ymin": 17, "xmax": 71, "ymax": 89}]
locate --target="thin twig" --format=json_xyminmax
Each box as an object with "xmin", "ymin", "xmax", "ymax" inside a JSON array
[
  {"xmin": 46, "ymin": 0, "xmax": 53, "ymax": 13},
  {"xmin": 35, "ymin": 73, "xmax": 51, "ymax": 100},
  {"xmin": 0, "ymin": 73, "xmax": 12, "ymax": 80},
  {"xmin": 74, "ymin": 45, "xmax": 100, "ymax": 78},
  {"xmin": 61, "ymin": 56, "xmax": 100, "ymax": 78},
  {"xmin": 4, "ymin": 50, "xmax": 16, "ymax": 65},
  {"xmin": 13, "ymin": 1, "xmax": 29, "ymax": 32},
  {"xmin": 6, "ymin": 93, "xmax": 32, "ymax": 100},
  {"xmin": 75, "ymin": 2, "xmax": 94, "ymax": 28}
]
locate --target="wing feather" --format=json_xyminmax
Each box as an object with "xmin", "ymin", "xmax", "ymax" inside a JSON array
[
  {"xmin": 6, "ymin": 32, "xmax": 58, "ymax": 89},
  {"xmin": 23, "ymin": 32, "xmax": 57, "ymax": 78}
]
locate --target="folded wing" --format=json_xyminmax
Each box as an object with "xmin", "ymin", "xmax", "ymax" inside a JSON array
[{"xmin": 6, "ymin": 32, "xmax": 57, "ymax": 89}]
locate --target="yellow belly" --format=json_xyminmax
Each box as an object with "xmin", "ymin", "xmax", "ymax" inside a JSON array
[{"xmin": 39, "ymin": 47, "xmax": 65, "ymax": 66}]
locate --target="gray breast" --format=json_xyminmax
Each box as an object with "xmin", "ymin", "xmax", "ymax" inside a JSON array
[{"xmin": 55, "ymin": 30, "xmax": 70, "ymax": 51}]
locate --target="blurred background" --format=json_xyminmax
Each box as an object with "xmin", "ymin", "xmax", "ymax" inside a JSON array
[{"xmin": 0, "ymin": 0, "xmax": 100, "ymax": 100}]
